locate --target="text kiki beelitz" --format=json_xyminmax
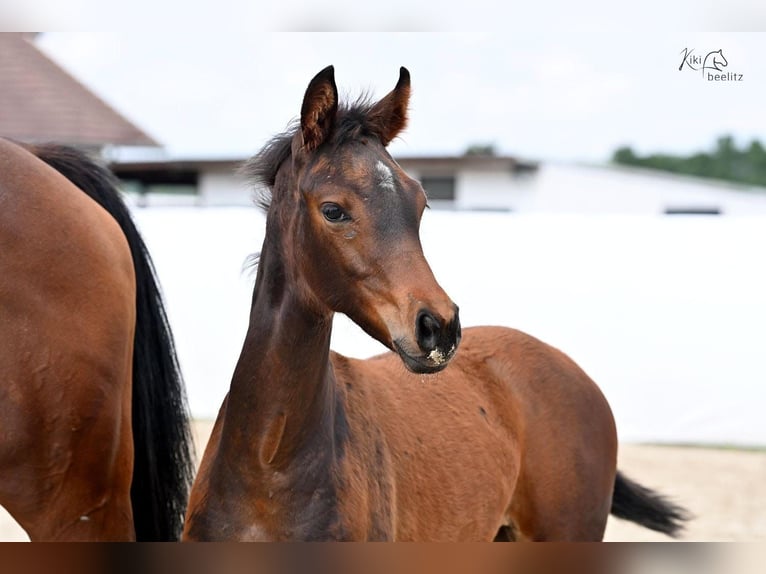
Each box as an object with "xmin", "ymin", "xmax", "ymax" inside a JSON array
[{"xmin": 679, "ymin": 48, "xmax": 744, "ymax": 82}]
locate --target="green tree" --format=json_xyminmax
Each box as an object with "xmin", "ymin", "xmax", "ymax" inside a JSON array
[
  {"xmin": 464, "ymin": 143, "xmax": 497, "ymax": 156},
  {"xmin": 612, "ymin": 146, "xmax": 638, "ymax": 165},
  {"xmin": 611, "ymin": 136, "xmax": 766, "ymax": 189}
]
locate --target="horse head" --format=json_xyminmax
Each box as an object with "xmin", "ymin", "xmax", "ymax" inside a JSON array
[
  {"xmin": 258, "ymin": 66, "xmax": 461, "ymax": 374},
  {"xmin": 704, "ymin": 49, "xmax": 728, "ymax": 72}
]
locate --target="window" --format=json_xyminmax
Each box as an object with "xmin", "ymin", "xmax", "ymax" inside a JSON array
[
  {"xmin": 664, "ymin": 207, "xmax": 722, "ymax": 216},
  {"xmin": 420, "ymin": 176, "xmax": 456, "ymax": 201}
]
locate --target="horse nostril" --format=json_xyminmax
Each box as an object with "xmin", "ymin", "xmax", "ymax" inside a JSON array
[{"xmin": 416, "ymin": 310, "xmax": 441, "ymax": 353}]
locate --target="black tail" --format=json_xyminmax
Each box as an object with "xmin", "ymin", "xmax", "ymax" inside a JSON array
[
  {"xmin": 31, "ymin": 144, "xmax": 195, "ymax": 541},
  {"xmin": 611, "ymin": 471, "xmax": 689, "ymax": 537}
]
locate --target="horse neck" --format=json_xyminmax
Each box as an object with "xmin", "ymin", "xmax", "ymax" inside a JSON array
[{"xmin": 218, "ymin": 220, "xmax": 339, "ymax": 477}]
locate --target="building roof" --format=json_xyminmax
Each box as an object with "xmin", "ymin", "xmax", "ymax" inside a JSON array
[{"xmin": 0, "ymin": 33, "xmax": 158, "ymax": 148}]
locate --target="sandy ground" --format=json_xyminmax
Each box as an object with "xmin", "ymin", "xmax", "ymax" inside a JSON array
[{"xmin": 2, "ymin": 419, "xmax": 764, "ymax": 542}]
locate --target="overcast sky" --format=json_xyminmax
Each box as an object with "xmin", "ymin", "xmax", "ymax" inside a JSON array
[{"xmin": 35, "ymin": 32, "xmax": 766, "ymax": 163}]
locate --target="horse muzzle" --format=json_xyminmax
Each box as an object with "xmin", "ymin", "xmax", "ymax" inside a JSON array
[{"xmin": 394, "ymin": 307, "xmax": 461, "ymax": 374}]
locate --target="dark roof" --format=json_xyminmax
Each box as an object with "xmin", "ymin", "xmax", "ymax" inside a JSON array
[{"xmin": 0, "ymin": 34, "xmax": 158, "ymax": 148}]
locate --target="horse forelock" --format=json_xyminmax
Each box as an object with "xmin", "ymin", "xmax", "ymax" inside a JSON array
[{"xmin": 243, "ymin": 96, "xmax": 385, "ymax": 214}]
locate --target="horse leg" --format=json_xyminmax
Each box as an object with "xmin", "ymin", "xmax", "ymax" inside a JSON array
[
  {"xmin": 502, "ymin": 454, "xmax": 615, "ymax": 541},
  {"xmin": 483, "ymin": 328, "xmax": 619, "ymax": 541}
]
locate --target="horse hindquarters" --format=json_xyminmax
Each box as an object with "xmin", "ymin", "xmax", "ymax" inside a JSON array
[
  {"xmin": 31, "ymin": 144, "xmax": 195, "ymax": 541},
  {"xmin": 470, "ymin": 327, "xmax": 688, "ymax": 540},
  {"xmin": 0, "ymin": 140, "xmax": 137, "ymax": 539},
  {"xmin": 468, "ymin": 327, "xmax": 619, "ymax": 541}
]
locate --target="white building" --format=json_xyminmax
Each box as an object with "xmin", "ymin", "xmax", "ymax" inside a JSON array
[
  {"xmin": 112, "ymin": 154, "xmax": 538, "ymax": 209},
  {"xmin": 518, "ymin": 163, "xmax": 766, "ymax": 215},
  {"xmin": 112, "ymin": 155, "xmax": 766, "ymax": 215}
]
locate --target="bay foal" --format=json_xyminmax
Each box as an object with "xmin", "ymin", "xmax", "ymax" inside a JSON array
[{"xmin": 183, "ymin": 66, "xmax": 686, "ymax": 541}]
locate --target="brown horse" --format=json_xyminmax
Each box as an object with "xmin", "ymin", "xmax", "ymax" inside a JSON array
[
  {"xmin": 0, "ymin": 139, "xmax": 194, "ymax": 540},
  {"xmin": 183, "ymin": 66, "xmax": 688, "ymax": 541}
]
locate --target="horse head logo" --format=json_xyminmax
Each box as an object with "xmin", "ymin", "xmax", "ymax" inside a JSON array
[{"xmin": 703, "ymin": 49, "xmax": 728, "ymax": 73}]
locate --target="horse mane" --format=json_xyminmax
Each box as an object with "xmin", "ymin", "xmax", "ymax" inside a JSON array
[{"xmin": 242, "ymin": 96, "xmax": 377, "ymax": 213}]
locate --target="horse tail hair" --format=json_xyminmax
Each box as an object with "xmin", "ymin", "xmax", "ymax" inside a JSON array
[
  {"xmin": 30, "ymin": 144, "xmax": 195, "ymax": 541},
  {"xmin": 610, "ymin": 471, "xmax": 689, "ymax": 537}
]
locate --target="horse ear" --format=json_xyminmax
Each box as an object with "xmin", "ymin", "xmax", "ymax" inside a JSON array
[
  {"xmin": 368, "ymin": 67, "xmax": 411, "ymax": 146},
  {"xmin": 300, "ymin": 65, "xmax": 339, "ymax": 152}
]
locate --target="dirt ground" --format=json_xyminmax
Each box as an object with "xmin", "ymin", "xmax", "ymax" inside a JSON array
[{"xmin": 2, "ymin": 419, "xmax": 764, "ymax": 541}]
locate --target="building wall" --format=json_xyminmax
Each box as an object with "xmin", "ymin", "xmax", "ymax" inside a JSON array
[
  {"xmin": 378, "ymin": 162, "xmax": 766, "ymax": 214},
  {"xmin": 199, "ymin": 168, "xmax": 253, "ymax": 206},
  {"xmin": 455, "ymin": 169, "xmax": 534, "ymax": 211},
  {"xmin": 142, "ymin": 160, "xmax": 766, "ymax": 214},
  {"xmin": 519, "ymin": 164, "xmax": 766, "ymax": 215},
  {"xmin": 396, "ymin": 166, "xmax": 527, "ymax": 211},
  {"xmin": 122, "ymin": 190, "xmax": 199, "ymax": 208}
]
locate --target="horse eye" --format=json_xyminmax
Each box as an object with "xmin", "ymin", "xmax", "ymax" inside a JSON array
[{"xmin": 321, "ymin": 203, "xmax": 350, "ymax": 222}]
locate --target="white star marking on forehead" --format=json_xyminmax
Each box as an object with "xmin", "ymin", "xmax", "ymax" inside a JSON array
[{"xmin": 375, "ymin": 161, "xmax": 396, "ymax": 192}]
